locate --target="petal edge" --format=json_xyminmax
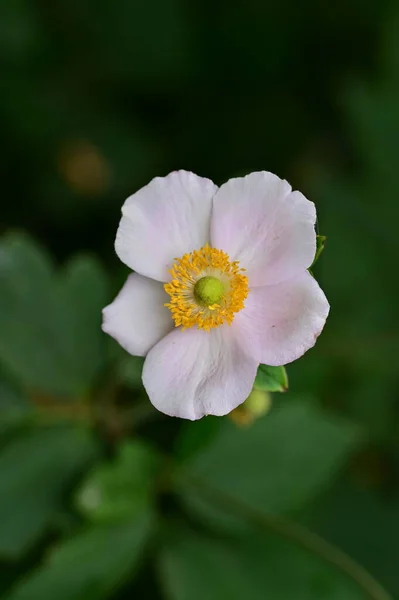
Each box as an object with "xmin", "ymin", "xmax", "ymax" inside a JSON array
[
  {"xmin": 115, "ymin": 171, "xmax": 217, "ymax": 282},
  {"xmin": 211, "ymin": 172, "xmax": 316, "ymax": 286},
  {"xmin": 102, "ymin": 273, "xmax": 174, "ymax": 357},
  {"xmin": 233, "ymin": 271, "xmax": 329, "ymax": 366},
  {"xmin": 142, "ymin": 326, "xmax": 259, "ymax": 420}
]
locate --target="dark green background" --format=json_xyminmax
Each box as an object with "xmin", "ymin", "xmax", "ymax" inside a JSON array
[{"xmin": 1, "ymin": 0, "xmax": 399, "ymax": 598}]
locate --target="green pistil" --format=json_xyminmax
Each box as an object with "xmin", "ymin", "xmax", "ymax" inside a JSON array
[{"xmin": 194, "ymin": 276, "xmax": 224, "ymax": 306}]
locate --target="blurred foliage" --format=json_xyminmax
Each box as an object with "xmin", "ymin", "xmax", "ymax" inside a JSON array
[{"xmin": 1, "ymin": 0, "xmax": 399, "ymax": 598}]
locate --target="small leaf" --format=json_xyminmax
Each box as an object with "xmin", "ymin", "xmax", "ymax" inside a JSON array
[
  {"xmin": 76, "ymin": 440, "xmax": 160, "ymax": 524},
  {"xmin": 254, "ymin": 365, "xmax": 288, "ymax": 392},
  {"xmin": 310, "ymin": 235, "xmax": 327, "ymax": 270},
  {"xmin": 6, "ymin": 514, "xmax": 152, "ymax": 600}
]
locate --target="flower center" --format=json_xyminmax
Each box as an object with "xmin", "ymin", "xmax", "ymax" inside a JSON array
[
  {"xmin": 194, "ymin": 276, "xmax": 224, "ymax": 306},
  {"xmin": 164, "ymin": 244, "xmax": 249, "ymax": 331}
]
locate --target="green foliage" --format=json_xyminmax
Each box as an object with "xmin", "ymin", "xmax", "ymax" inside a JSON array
[
  {"xmin": 6, "ymin": 513, "xmax": 152, "ymax": 600},
  {"xmin": 0, "ymin": 369, "xmax": 31, "ymax": 439},
  {"xmin": 176, "ymin": 417, "xmax": 223, "ymax": 462},
  {"xmin": 118, "ymin": 356, "xmax": 145, "ymax": 390},
  {"xmin": 159, "ymin": 526, "xmax": 365, "ymax": 600},
  {"xmin": 176, "ymin": 400, "xmax": 361, "ymax": 526},
  {"xmin": 0, "ymin": 0, "xmax": 45, "ymax": 63},
  {"xmin": 56, "ymin": 256, "xmax": 109, "ymax": 391},
  {"xmin": 76, "ymin": 440, "xmax": 160, "ymax": 524},
  {"xmin": 0, "ymin": 234, "xmax": 109, "ymax": 397},
  {"xmin": 0, "ymin": 233, "xmax": 62, "ymax": 394},
  {"xmin": 0, "ymin": 0, "xmax": 398, "ymax": 597},
  {"xmin": 254, "ymin": 365, "xmax": 288, "ymax": 392},
  {"xmin": 303, "ymin": 479, "xmax": 399, "ymax": 598},
  {"xmin": 0, "ymin": 426, "xmax": 100, "ymax": 558}
]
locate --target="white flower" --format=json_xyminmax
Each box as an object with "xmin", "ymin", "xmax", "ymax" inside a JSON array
[{"xmin": 102, "ymin": 171, "xmax": 329, "ymax": 420}]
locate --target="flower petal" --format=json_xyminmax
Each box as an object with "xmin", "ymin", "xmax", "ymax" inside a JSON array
[
  {"xmin": 115, "ymin": 171, "xmax": 217, "ymax": 282},
  {"xmin": 102, "ymin": 273, "xmax": 173, "ymax": 357},
  {"xmin": 233, "ymin": 271, "xmax": 329, "ymax": 365},
  {"xmin": 142, "ymin": 326, "xmax": 258, "ymax": 420},
  {"xmin": 211, "ymin": 171, "xmax": 316, "ymax": 286}
]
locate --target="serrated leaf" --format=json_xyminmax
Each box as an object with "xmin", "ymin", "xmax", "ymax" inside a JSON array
[
  {"xmin": 0, "ymin": 233, "xmax": 109, "ymax": 397},
  {"xmin": 254, "ymin": 365, "xmax": 288, "ymax": 392},
  {"xmin": 0, "ymin": 425, "xmax": 100, "ymax": 558},
  {"xmin": 159, "ymin": 526, "xmax": 366, "ymax": 600},
  {"xmin": 0, "ymin": 233, "xmax": 68, "ymax": 394},
  {"xmin": 6, "ymin": 513, "xmax": 152, "ymax": 600},
  {"xmin": 76, "ymin": 440, "xmax": 160, "ymax": 524},
  {"xmin": 56, "ymin": 255, "xmax": 109, "ymax": 391},
  {"xmin": 176, "ymin": 400, "xmax": 361, "ymax": 527}
]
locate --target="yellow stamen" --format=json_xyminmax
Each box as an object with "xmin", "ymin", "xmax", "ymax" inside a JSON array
[{"xmin": 164, "ymin": 244, "xmax": 249, "ymax": 331}]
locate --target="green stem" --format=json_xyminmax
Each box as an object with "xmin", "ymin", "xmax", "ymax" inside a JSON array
[{"xmin": 184, "ymin": 475, "xmax": 392, "ymax": 600}]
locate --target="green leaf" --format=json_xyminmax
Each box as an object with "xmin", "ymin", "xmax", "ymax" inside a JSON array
[
  {"xmin": 76, "ymin": 440, "xmax": 160, "ymax": 524},
  {"xmin": 0, "ymin": 233, "xmax": 109, "ymax": 397},
  {"xmin": 158, "ymin": 526, "xmax": 366, "ymax": 600},
  {"xmin": 304, "ymin": 479, "xmax": 399, "ymax": 598},
  {"xmin": 176, "ymin": 417, "xmax": 222, "ymax": 462},
  {"xmin": 7, "ymin": 514, "xmax": 152, "ymax": 600},
  {"xmin": 56, "ymin": 255, "xmax": 109, "ymax": 391},
  {"xmin": 254, "ymin": 365, "xmax": 288, "ymax": 392},
  {"xmin": 310, "ymin": 235, "xmax": 327, "ymax": 270},
  {"xmin": 0, "ymin": 233, "xmax": 66, "ymax": 394},
  {"xmin": 0, "ymin": 368, "xmax": 31, "ymax": 439},
  {"xmin": 176, "ymin": 400, "xmax": 361, "ymax": 526},
  {"xmin": 0, "ymin": 425, "xmax": 100, "ymax": 558}
]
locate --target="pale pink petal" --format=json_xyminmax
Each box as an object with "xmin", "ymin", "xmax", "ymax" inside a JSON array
[
  {"xmin": 233, "ymin": 271, "xmax": 329, "ymax": 365},
  {"xmin": 102, "ymin": 273, "xmax": 173, "ymax": 357},
  {"xmin": 142, "ymin": 326, "xmax": 258, "ymax": 420},
  {"xmin": 115, "ymin": 171, "xmax": 217, "ymax": 282},
  {"xmin": 211, "ymin": 171, "xmax": 316, "ymax": 286}
]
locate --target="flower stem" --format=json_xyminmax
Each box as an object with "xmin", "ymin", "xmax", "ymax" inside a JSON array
[{"xmin": 183, "ymin": 475, "xmax": 392, "ymax": 600}]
